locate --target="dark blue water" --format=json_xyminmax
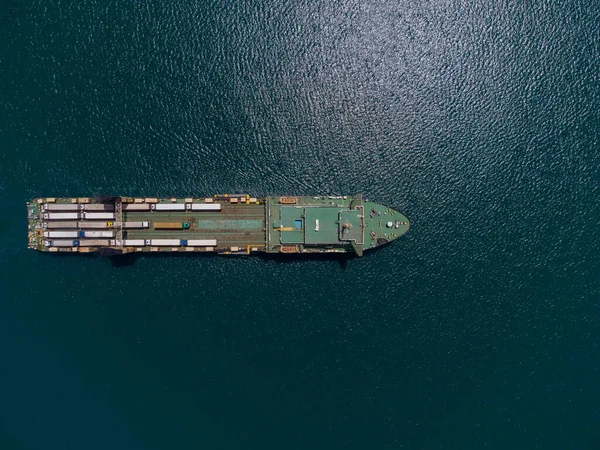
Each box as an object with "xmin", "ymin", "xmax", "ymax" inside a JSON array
[{"xmin": 1, "ymin": 1, "xmax": 599, "ymax": 449}]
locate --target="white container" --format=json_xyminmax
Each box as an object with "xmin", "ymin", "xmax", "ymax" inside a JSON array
[
  {"xmin": 82, "ymin": 212, "xmax": 115, "ymax": 220},
  {"xmin": 45, "ymin": 203, "xmax": 79, "ymax": 211},
  {"xmin": 124, "ymin": 239, "xmax": 145, "ymax": 246},
  {"xmin": 78, "ymin": 221, "xmax": 109, "ymax": 229},
  {"xmin": 83, "ymin": 203, "xmax": 114, "ymax": 211},
  {"xmin": 186, "ymin": 239, "xmax": 218, "ymax": 247},
  {"xmin": 150, "ymin": 239, "xmax": 181, "ymax": 246},
  {"xmin": 155, "ymin": 203, "xmax": 185, "ymax": 211},
  {"xmin": 123, "ymin": 222, "xmax": 143, "ymax": 228},
  {"xmin": 44, "ymin": 231, "xmax": 79, "ymax": 238},
  {"xmin": 191, "ymin": 203, "xmax": 222, "ymax": 211},
  {"xmin": 122, "ymin": 221, "xmax": 150, "ymax": 228},
  {"xmin": 52, "ymin": 240, "xmax": 76, "ymax": 247},
  {"xmin": 83, "ymin": 231, "xmax": 115, "ymax": 238},
  {"xmin": 48, "ymin": 212, "xmax": 80, "ymax": 220}
]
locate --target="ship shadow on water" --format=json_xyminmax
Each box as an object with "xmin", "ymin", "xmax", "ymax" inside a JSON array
[
  {"xmin": 106, "ymin": 250, "xmax": 219, "ymax": 267},
  {"xmin": 39, "ymin": 246, "xmax": 390, "ymax": 269},
  {"xmin": 36, "ymin": 249, "xmax": 218, "ymax": 268},
  {"xmin": 257, "ymin": 252, "xmax": 358, "ymax": 269},
  {"xmin": 107, "ymin": 251, "xmax": 357, "ymax": 269}
]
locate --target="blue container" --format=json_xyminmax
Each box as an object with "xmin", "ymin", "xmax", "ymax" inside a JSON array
[
  {"xmin": 182, "ymin": 239, "xmax": 188, "ymax": 246},
  {"xmin": 79, "ymin": 231, "xmax": 85, "ymax": 238},
  {"xmin": 73, "ymin": 240, "xmax": 80, "ymax": 246}
]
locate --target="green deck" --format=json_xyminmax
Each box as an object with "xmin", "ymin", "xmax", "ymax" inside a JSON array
[{"xmin": 265, "ymin": 195, "xmax": 409, "ymax": 255}]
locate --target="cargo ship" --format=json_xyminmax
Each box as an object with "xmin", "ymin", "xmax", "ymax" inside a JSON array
[{"xmin": 27, "ymin": 195, "xmax": 410, "ymax": 256}]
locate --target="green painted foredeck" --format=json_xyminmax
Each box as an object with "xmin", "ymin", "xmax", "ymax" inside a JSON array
[{"xmin": 362, "ymin": 201, "xmax": 410, "ymax": 250}]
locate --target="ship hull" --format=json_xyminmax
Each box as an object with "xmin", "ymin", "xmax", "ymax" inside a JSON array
[{"xmin": 27, "ymin": 195, "xmax": 409, "ymax": 256}]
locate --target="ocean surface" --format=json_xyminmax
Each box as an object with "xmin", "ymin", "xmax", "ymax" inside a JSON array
[{"xmin": 1, "ymin": 1, "xmax": 599, "ymax": 449}]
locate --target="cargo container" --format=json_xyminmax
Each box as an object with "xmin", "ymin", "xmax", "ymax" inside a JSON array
[
  {"xmin": 78, "ymin": 221, "xmax": 110, "ymax": 229},
  {"xmin": 148, "ymin": 239, "xmax": 181, "ymax": 246},
  {"xmin": 79, "ymin": 239, "xmax": 110, "ymax": 247},
  {"xmin": 46, "ymin": 221, "xmax": 79, "ymax": 229},
  {"xmin": 47, "ymin": 212, "xmax": 80, "ymax": 220},
  {"xmin": 80, "ymin": 231, "xmax": 115, "ymax": 238},
  {"xmin": 154, "ymin": 203, "xmax": 185, "ymax": 211},
  {"xmin": 124, "ymin": 239, "xmax": 145, "ymax": 246},
  {"xmin": 44, "ymin": 231, "xmax": 79, "ymax": 238},
  {"xmin": 123, "ymin": 203, "xmax": 151, "ymax": 211},
  {"xmin": 82, "ymin": 212, "xmax": 115, "ymax": 220},
  {"xmin": 190, "ymin": 203, "xmax": 221, "ymax": 211},
  {"xmin": 45, "ymin": 203, "xmax": 79, "ymax": 211},
  {"xmin": 154, "ymin": 222, "xmax": 189, "ymax": 230},
  {"xmin": 185, "ymin": 239, "xmax": 218, "ymax": 246},
  {"xmin": 50, "ymin": 240, "xmax": 76, "ymax": 247},
  {"xmin": 123, "ymin": 221, "xmax": 150, "ymax": 228},
  {"xmin": 82, "ymin": 203, "xmax": 114, "ymax": 211}
]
